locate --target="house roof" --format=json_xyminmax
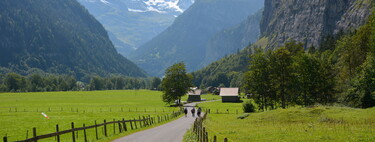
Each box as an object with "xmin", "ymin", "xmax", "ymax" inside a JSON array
[
  {"xmin": 188, "ymin": 89, "xmax": 202, "ymax": 95},
  {"xmin": 219, "ymin": 88, "xmax": 239, "ymax": 96}
]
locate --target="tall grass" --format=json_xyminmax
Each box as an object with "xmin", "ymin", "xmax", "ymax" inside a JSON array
[{"xmin": 198, "ymin": 101, "xmax": 375, "ymax": 142}]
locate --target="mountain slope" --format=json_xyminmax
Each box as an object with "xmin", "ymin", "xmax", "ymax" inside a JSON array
[
  {"xmin": 192, "ymin": 0, "xmax": 373, "ymax": 87},
  {"xmin": 77, "ymin": 0, "xmax": 195, "ymax": 56},
  {"xmin": 130, "ymin": 0, "xmax": 264, "ymax": 76},
  {"xmin": 0, "ymin": 0, "xmax": 147, "ymax": 80},
  {"xmin": 200, "ymin": 9, "xmax": 263, "ymax": 68}
]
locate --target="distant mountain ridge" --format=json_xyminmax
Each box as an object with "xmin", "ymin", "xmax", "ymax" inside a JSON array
[
  {"xmin": 0, "ymin": 0, "xmax": 147, "ymax": 80},
  {"xmin": 200, "ymin": 9, "xmax": 263, "ymax": 68},
  {"xmin": 129, "ymin": 0, "xmax": 264, "ymax": 76},
  {"xmin": 77, "ymin": 0, "xmax": 195, "ymax": 56}
]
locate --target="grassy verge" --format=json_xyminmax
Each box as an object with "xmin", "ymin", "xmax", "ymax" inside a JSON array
[{"xmin": 197, "ymin": 101, "xmax": 375, "ymax": 142}]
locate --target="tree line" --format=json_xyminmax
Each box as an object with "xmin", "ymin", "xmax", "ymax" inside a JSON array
[
  {"xmin": 244, "ymin": 12, "xmax": 375, "ymax": 109},
  {"xmin": 0, "ymin": 73, "xmax": 161, "ymax": 92}
]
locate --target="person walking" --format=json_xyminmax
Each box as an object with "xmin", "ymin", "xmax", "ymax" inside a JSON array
[
  {"xmin": 191, "ymin": 107, "xmax": 195, "ymax": 117},
  {"xmin": 197, "ymin": 107, "xmax": 201, "ymax": 117},
  {"xmin": 184, "ymin": 107, "xmax": 188, "ymax": 117}
]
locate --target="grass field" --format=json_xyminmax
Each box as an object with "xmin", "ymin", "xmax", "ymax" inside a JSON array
[
  {"xmin": 0, "ymin": 90, "xmax": 181, "ymax": 142},
  {"xmin": 196, "ymin": 101, "xmax": 375, "ymax": 142}
]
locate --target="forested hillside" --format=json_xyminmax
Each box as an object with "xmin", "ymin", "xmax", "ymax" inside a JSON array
[
  {"xmin": 193, "ymin": 11, "xmax": 375, "ymax": 108},
  {"xmin": 0, "ymin": 0, "xmax": 147, "ymax": 81}
]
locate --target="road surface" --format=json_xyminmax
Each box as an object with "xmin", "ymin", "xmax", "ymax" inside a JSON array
[{"xmin": 112, "ymin": 103, "xmax": 200, "ymax": 142}]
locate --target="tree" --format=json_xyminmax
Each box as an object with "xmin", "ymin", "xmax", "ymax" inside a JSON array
[
  {"xmin": 4, "ymin": 73, "xmax": 26, "ymax": 92},
  {"xmin": 270, "ymin": 47, "xmax": 293, "ymax": 108},
  {"xmin": 244, "ymin": 49, "xmax": 274, "ymax": 110},
  {"xmin": 161, "ymin": 62, "xmax": 192, "ymax": 105},
  {"xmin": 150, "ymin": 77, "xmax": 162, "ymax": 90}
]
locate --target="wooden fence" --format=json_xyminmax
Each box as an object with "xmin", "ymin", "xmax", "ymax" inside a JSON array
[
  {"xmin": 2, "ymin": 107, "xmax": 178, "ymax": 113},
  {"xmin": 193, "ymin": 112, "xmax": 228, "ymax": 142},
  {"xmin": 3, "ymin": 111, "xmax": 182, "ymax": 142}
]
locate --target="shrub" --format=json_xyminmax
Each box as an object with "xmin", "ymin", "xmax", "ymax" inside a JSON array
[{"xmin": 243, "ymin": 99, "xmax": 257, "ymax": 113}]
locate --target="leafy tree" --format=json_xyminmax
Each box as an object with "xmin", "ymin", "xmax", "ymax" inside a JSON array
[
  {"xmin": 244, "ymin": 49, "xmax": 274, "ymax": 110},
  {"xmin": 4, "ymin": 73, "xmax": 26, "ymax": 92},
  {"xmin": 150, "ymin": 77, "xmax": 162, "ymax": 90},
  {"xmin": 270, "ymin": 47, "xmax": 293, "ymax": 108},
  {"xmin": 161, "ymin": 62, "xmax": 192, "ymax": 105},
  {"xmin": 358, "ymin": 54, "xmax": 375, "ymax": 108}
]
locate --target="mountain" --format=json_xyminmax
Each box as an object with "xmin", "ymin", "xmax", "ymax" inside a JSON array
[
  {"xmin": 260, "ymin": 0, "xmax": 373, "ymax": 49},
  {"xmin": 77, "ymin": 0, "xmax": 195, "ymax": 56},
  {"xmin": 200, "ymin": 9, "xmax": 263, "ymax": 68},
  {"xmin": 191, "ymin": 0, "xmax": 374, "ymax": 87},
  {"xmin": 0, "ymin": 0, "xmax": 147, "ymax": 80},
  {"xmin": 130, "ymin": 0, "xmax": 264, "ymax": 76}
]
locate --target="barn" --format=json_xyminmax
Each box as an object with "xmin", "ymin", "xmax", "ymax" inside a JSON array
[
  {"xmin": 187, "ymin": 89, "xmax": 202, "ymax": 102},
  {"xmin": 220, "ymin": 88, "xmax": 240, "ymax": 102}
]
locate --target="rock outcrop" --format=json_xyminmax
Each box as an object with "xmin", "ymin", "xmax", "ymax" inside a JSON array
[{"xmin": 260, "ymin": 0, "xmax": 373, "ymax": 49}]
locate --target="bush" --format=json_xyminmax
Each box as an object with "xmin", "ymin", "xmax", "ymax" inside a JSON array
[{"xmin": 243, "ymin": 99, "xmax": 257, "ymax": 113}]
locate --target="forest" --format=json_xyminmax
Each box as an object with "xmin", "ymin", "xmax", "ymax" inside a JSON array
[{"xmin": 0, "ymin": 73, "xmax": 161, "ymax": 92}]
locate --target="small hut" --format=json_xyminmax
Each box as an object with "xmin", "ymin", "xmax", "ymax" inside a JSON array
[
  {"xmin": 187, "ymin": 89, "xmax": 202, "ymax": 102},
  {"xmin": 220, "ymin": 88, "xmax": 240, "ymax": 102}
]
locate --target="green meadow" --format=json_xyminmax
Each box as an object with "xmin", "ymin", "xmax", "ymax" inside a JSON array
[
  {"xmin": 0, "ymin": 90, "xmax": 181, "ymax": 142},
  {"xmin": 196, "ymin": 101, "xmax": 375, "ymax": 142}
]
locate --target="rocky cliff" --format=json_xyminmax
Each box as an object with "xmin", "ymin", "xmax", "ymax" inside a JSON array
[{"xmin": 260, "ymin": 0, "xmax": 373, "ymax": 49}]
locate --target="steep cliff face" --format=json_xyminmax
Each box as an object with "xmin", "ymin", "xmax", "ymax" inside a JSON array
[{"xmin": 260, "ymin": 0, "xmax": 373, "ymax": 49}]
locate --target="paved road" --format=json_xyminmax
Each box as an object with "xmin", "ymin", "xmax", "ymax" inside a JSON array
[{"xmin": 112, "ymin": 103, "xmax": 200, "ymax": 142}]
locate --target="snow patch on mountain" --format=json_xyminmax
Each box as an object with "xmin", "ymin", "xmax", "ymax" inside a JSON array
[
  {"xmin": 144, "ymin": 0, "xmax": 183, "ymax": 13},
  {"xmin": 100, "ymin": 0, "xmax": 110, "ymax": 4}
]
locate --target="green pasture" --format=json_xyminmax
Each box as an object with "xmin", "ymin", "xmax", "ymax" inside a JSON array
[
  {"xmin": 0, "ymin": 90, "xmax": 181, "ymax": 142},
  {"xmin": 197, "ymin": 101, "xmax": 375, "ymax": 142}
]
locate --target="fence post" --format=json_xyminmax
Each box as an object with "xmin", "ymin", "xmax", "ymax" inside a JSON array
[
  {"xmin": 3, "ymin": 136, "xmax": 7, "ymax": 142},
  {"xmin": 130, "ymin": 119, "xmax": 134, "ymax": 130},
  {"xmin": 205, "ymin": 131, "xmax": 208, "ymax": 142},
  {"xmin": 104, "ymin": 119, "xmax": 107, "ymax": 137},
  {"xmin": 201, "ymin": 127, "xmax": 206, "ymax": 142},
  {"xmin": 118, "ymin": 120, "xmax": 122, "ymax": 133},
  {"xmin": 95, "ymin": 120, "xmax": 98, "ymax": 140},
  {"xmin": 56, "ymin": 124, "xmax": 60, "ymax": 142},
  {"xmin": 139, "ymin": 116, "xmax": 143, "ymax": 128},
  {"xmin": 142, "ymin": 116, "xmax": 146, "ymax": 127},
  {"xmin": 113, "ymin": 119, "xmax": 116, "ymax": 134},
  {"xmin": 33, "ymin": 127, "xmax": 37, "ymax": 142},
  {"xmin": 213, "ymin": 136, "xmax": 217, "ymax": 142},
  {"xmin": 83, "ymin": 124, "xmax": 87, "ymax": 142},
  {"xmin": 122, "ymin": 118, "xmax": 127, "ymax": 131},
  {"xmin": 134, "ymin": 118, "xmax": 138, "ymax": 129},
  {"xmin": 71, "ymin": 122, "xmax": 75, "ymax": 142},
  {"xmin": 224, "ymin": 138, "xmax": 228, "ymax": 142}
]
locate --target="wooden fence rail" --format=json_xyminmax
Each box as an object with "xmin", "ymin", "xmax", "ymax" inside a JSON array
[
  {"xmin": 193, "ymin": 112, "xmax": 227, "ymax": 142},
  {"xmin": 3, "ymin": 111, "xmax": 182, "ymax": 142}
]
